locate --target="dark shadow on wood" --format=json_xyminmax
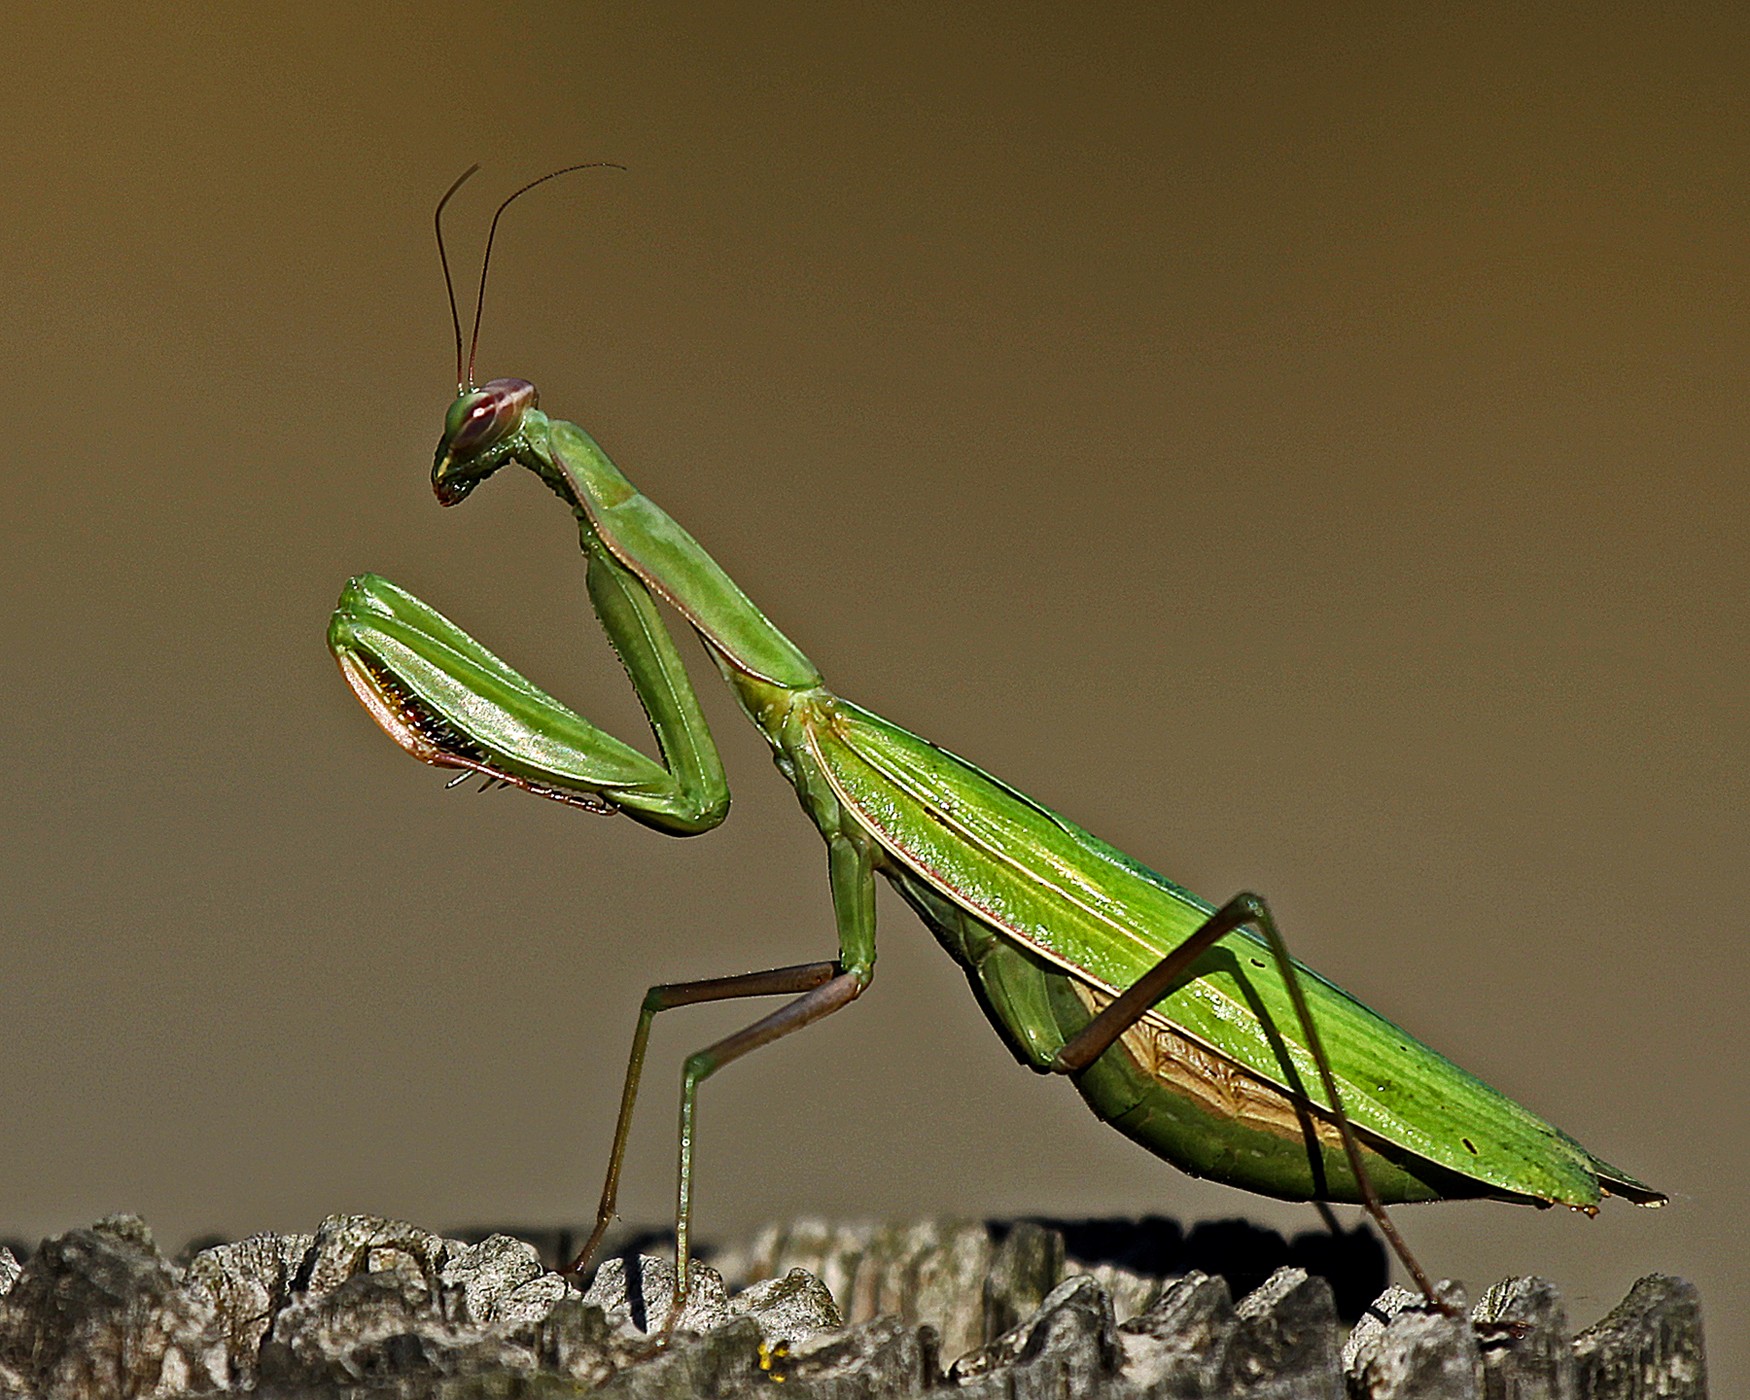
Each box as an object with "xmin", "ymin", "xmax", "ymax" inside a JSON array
[{"xmin": 1001, "ymin": 1213, "xmax": 1389, "ymax": 1323}]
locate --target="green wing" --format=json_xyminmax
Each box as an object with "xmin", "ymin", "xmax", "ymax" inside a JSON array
[{"xmin": 807, "ymin": 698, "xmax": 1658, "ymax": 1209}]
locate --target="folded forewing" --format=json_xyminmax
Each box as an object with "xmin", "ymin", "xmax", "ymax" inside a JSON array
[{"xmin": 807, "ymin": 698, "xmax": 1621, "ymax": 1206}]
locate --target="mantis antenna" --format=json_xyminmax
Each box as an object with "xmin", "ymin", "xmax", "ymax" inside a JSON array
[
  {"xmin": 435, "ymin": 164, "xmax": 630, "ymax": 393},
  {"xmin": 435, "ymin": 164, "xmax": 482, "ymax": 395},
  {"xmin": 434, "ymin": 162, "xmax": 628, "ymax": 393}
]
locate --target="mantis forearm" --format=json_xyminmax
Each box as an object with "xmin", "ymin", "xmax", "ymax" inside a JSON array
[
  {"xmin": 327, "ymin": 561, "xmax": 729, "ymax": 835},
  {"xmin": 582, "ymin": 540, "xmax": 728, "ymax": 834}
]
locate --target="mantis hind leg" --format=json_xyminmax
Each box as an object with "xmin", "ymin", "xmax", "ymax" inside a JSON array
[{"xmin": 1048, "ymin": 891, "xmax": 1446, "ymax": 1308}]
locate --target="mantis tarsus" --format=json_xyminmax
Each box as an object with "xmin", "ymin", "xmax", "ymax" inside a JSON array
[{"xmin": 327, "ymin": 167, "xmax": 1665, "ymax": 1313}]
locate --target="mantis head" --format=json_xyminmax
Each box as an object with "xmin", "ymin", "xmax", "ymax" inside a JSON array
[
  {"xmin": 429, "ymin": 162, "xmax": 622, "ymax": 505},
  {"xmin": 432, "ymin": 377, "xmax": 538, "ymax": 505}
]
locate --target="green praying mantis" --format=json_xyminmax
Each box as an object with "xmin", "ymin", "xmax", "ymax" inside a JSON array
[{"xmin": 327, "ymin": 167, "xmax": 1664, "ymax": 1310}]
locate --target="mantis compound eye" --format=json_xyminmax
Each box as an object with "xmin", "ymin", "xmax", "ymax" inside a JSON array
[
  {"xmin": 446, "ymin": 377, "xmax": 537, "ymax": 456},
  {"xmin": 434, "ymin": 377, "xmax": 539, "ymax": 503}
]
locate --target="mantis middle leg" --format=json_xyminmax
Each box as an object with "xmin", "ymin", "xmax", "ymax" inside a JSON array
[
  {"xmin": 571, "ymin": 832, "xmax": 880, "ymax": 1301},
  {"xmin": 569, "ymin": 958, "xmax": 839, "ymax": 1275}
]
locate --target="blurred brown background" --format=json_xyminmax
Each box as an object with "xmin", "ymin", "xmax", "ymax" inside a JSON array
[{"xmin": 4, "ymin": 2, "xmax": 1744, "ymax": 1385}]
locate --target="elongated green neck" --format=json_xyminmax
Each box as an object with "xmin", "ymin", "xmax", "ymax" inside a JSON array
[{"xmin": 520, "ymin": 412, "xmax": 823, "ymax": 692}]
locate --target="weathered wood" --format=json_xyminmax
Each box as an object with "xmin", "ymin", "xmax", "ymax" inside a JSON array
[
  {"xmin": 1474, "ymin": 1276, "xmax": 1576, "ymax": 1400},
  {"xmin": 1346, "ymin": 1284, "xmax": 1483, "ymax": 1400},
  {"xmin": 1573, "ymin": 1275, "xmax": 1706, "ymax": 1400},
  {"xmin": 0, "ymin": 1215, "xmax": 1705, "ymax": 1399}
]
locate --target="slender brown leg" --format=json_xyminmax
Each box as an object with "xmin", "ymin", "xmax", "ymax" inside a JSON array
[
  {"xmin": 672, "ymin": 969, "xmax": 869, "ymax": 1303},
  {"xmin": 566, "ymin": 960, "xmax": 840, "ymax": 1276},
  {"xmin": 1049, "ymin": 892, "xmax": 1448, "ymax": 1310}
]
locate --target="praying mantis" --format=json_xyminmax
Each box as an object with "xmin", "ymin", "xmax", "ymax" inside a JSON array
[{"xmin": 327, "ymin": 167, "xmax": 1664, "ymax": 1309}]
